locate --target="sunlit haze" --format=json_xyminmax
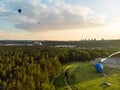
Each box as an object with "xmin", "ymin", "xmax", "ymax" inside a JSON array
[{"xmin": 0, "ymin": 0, "xmax": 120, "ymax": 40}]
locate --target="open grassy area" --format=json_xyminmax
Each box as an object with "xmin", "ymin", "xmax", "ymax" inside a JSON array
[
  {"xmin": 54, "ymin": 62, "xmax": 120, "ymax": 90},
  {"xmin": 54, "ymin": 62, "xmax": 80, "ymax": 90}
]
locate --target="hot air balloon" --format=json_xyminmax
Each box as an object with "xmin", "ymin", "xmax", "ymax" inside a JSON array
[
  {"xmin": 94, "ymin": 63, "xmax": 103, "ymax": 73},
  {"xmin": 18, "ymin": 9, "xmax": 22, "ymax": 13}
]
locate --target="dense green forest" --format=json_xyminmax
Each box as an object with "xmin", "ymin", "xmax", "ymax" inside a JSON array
[{"xmin": 0, "ymin": 46, "xmax": 119, "ymax": 90}]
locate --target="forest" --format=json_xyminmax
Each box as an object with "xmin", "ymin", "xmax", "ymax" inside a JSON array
[{"xmin": 0, "ymin": 46, "xmax": 119, "ymax": 90}]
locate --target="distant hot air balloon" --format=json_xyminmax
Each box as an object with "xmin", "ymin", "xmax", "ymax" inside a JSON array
[
  {"xmin": 94, "ymin": 63, "xmax": 103, "ymax": 73},
  {"xmin": 18, "ymin": 9, "xmax": 22, "ymax": 13}
]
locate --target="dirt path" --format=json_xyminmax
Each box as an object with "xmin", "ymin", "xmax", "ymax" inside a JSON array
[
  {"xmin": 64, "ymin": 76, "xmax": 72, "ymax": 90},
  {"xmin": 64, "ymin": 65, "xmax": 79, "ymax": 90},
  {"xmin": 52, "ymin": 64, "xmax": 80, "ymax": 89},
  {"xmin": 50, "ymin": 73, "xmax": 61, "ymax": 84},
  {"xmin": 103, "ymin": 64, "xmax": 120, "ymax": 69},
  {"xmin": 50, "ymin": 65, "xmax": 73, "ymax": 84}
]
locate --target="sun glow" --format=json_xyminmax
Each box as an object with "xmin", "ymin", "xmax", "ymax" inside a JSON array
[{"xmin": 106, "ymin": 22, "xmax": 120, "ymax": 33}]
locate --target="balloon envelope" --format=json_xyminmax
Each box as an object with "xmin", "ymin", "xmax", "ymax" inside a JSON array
[
  {"xmin": 18, "ymin": 9, "xmax": 22, "ymax": 13},
  {"xmin": 94, "ymin": 63, "xmax": 103, "ymax": 72}
]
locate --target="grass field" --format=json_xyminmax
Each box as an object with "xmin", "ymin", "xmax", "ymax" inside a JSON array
[
  {"xmin": 54, "ymin": 62, "xmax": 120, "ymax": 90},
  {"xmin": 54, "ymin": 62, "xmax": 80, "ymax": 90}
]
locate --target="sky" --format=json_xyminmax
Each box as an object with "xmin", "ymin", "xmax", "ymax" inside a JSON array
[{"xmin": 0, "ymin": 0, "xmax": 120, "ymax": 40}]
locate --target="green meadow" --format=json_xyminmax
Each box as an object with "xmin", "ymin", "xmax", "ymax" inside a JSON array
[{"xmin": 54, "ymin": 62, "xmax": 120, "ymax": 90}]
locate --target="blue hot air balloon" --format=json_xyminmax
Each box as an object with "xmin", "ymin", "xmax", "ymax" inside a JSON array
[
  {"xmin": 18, "ymin": 9, "xmax": 22, "ymax": 13},
  {"xmin": 94, "ymin": 63, "xmax": 103, "ymax": 73}
]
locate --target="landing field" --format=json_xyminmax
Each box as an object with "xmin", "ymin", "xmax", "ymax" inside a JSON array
[{"xmin": 55, "ymin": 62, "xmax": 120, "ymax": 90}]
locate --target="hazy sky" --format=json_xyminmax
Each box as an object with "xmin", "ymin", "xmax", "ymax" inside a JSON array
[{"xmin": 0, "ymin": 0, "xmax": 120, "ymax": 40}]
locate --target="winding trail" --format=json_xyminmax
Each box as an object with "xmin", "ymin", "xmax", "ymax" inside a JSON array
[
  {"xmin": 50, "ymin": 73, "xmax": 61, "ymax": 84},
  {"xmin": 52, "ymin": 63, "xmax": 80, "ymax": 90},
  {"xmin": 64, "ymin": 64, "xmax": 80, "ymax": 90},
  {"xmin": 64, "ymin": 76, "xmax": 72, "ymax": 90},
  {"xmin": 50, "ymin": 65, "xmax": 72, "ymax": 84}
]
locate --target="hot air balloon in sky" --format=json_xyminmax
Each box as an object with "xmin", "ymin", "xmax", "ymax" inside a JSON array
[{"xmin": 18, "ymin": 9, "xmax": 22, "ymax": 13}]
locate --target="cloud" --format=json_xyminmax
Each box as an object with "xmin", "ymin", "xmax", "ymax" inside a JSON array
[
  {"xmin": 0, "ymin": 30, "xmax": 31, "ymax": 40},
  {"xmin": 0, "ymin": 31, "xmax": 17, "ymax": 39},
  {"xmin": 0, "ymin": 7, "xmax": 5, "ymax": 12},
  {"xmin": 0, "ymin": 0, "xmax": 107, "ymax": 32}
]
